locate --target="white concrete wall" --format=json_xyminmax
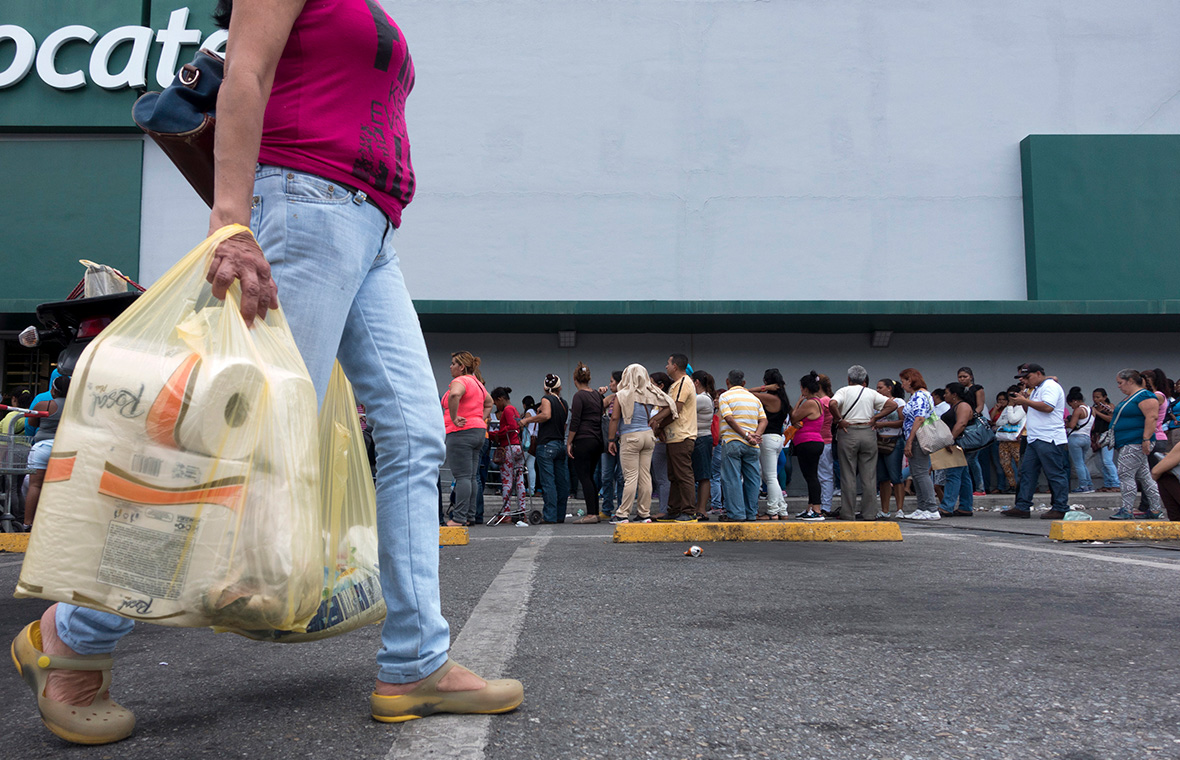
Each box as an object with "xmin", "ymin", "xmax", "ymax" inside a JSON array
[{"xmin": 140, "ymin": 0, "xmax": 1180, "ymax": 301}]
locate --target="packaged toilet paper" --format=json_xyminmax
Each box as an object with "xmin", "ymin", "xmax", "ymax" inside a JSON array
[
  {"xmin": 17, "ymin": 225, "xmax": 326, "ymax": 634},
  {"xmin": 18, "ymin": 435, "xmax": 250, "ymax": 626},
  {"xmin": 226, "ymin": 363, "xmax": 385, "ymax": 642}
]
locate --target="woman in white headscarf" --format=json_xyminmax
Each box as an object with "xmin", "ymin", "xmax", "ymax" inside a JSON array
[{"xmin": 606, "ymin": 364, "xmax": 676, "ymax": 523}]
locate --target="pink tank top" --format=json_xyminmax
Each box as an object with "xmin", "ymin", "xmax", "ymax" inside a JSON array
[
  {"xmin": 259, "ymin": 0, "xmax": 416, "ymax": 227},
  {"xmin": 442, "ymin": 375, "xmax": 488, "ymax": 434},
  {"xmin": 794, "ymin": 398, "xmax": 826, "ymax": 444},
  {"xmin": 819, "ymin": 397, "xmax": 834, "ymax": 444}
]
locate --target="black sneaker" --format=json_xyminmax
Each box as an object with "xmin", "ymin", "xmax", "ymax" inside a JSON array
[
  {"xmin": 674, "ymin": 513, "xmax": 697, "ymax": 522},
  {"xmin": 798, "ymin": 511, "xmax": 825, "ymax": 522},
  {"xmin": 653, "ymin": 513, "xmax": 674, "ymax": 522},
  {"xmin": 717, "ymin": 514, "xmax": 744, "ymax": 522},
  {"xmin": 608, "ymin": 515, "xmax": 630, "ymax": 524}
]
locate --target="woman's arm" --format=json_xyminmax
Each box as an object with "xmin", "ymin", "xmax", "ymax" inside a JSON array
[
  {"xmin": 522, "ymin": 398, "xmax": 552, "ymax": 427},
  {"xmin": 446, "ymin": 379, "xmax": 466, "ymax": 427},
  {"xmin": 789, "ymin": 398, "xmax": 819, "ymax": 425},
  {"xmin": 950, "ymin": 402, "xmax": 972, "ymax": 439},
  {"xmin": 1139, "ymin": 397, "xmax": 1159, "ymax": 454},
  {"xmin": 608, "ymin": 400, "xmax": 621, "ymax": 456},
  {"xmin": 482, "ymin": 391, "xmax": 493, "ymax": 423},
  {"xmin": 206, "ymin": 0, "xmax": 308, "ymax": 325},
  {"xmin": 1151, "ymin": 444, "xmax": 1180, "ymax": 480},
  {"xmin": 974, "ymin": 387, "xmax": 986, "ymax": 413}
]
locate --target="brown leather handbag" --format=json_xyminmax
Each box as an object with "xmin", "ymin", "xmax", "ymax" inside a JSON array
[{"xmin": 132, "ymin": 49, "xmax": 223, "ymax": 207}]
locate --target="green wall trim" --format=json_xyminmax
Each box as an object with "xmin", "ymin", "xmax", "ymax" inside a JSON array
[{"xmin": 412, "ymin": 299, "xmax": 1180, "ymax": 334}]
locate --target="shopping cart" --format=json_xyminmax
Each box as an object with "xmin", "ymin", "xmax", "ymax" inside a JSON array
[{"xmin": 0, "ymin": 406, "xmax": 47, "ymax": 533}]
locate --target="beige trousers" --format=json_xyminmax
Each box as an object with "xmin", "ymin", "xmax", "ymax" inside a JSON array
[{"xmin": 619, "ymin": 429, "xmax": 656, "ymax": 518}]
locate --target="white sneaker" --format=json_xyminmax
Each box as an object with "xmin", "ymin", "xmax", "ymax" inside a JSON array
[
  {"xmin": 926, "ymin": 510, "xmax": 941, "ymax": 520},
  {"xmin": 899, "ymin": 511, "xmax": 919, "ymax": 519}
]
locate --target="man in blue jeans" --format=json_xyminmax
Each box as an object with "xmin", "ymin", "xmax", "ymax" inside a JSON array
[
  {"xmin": 717, "ymin": 370, "xmax": 767, "ymax": 521},
  {"xmin": 1003, "ymin": 362, "xmax": 1072, "ymax": 520}
]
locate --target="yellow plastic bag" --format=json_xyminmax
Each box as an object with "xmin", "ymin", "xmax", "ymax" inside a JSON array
[
  {"xmin": 17, "ymin": 225, "xmax": 323, "ymax": 633},
  {"xmin": 228, "ymin": 362, "xmax": 385, "ymax": 642}
]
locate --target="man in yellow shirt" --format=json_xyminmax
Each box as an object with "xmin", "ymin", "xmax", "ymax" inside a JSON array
[
  {"xmin": 717, "ymin": 370, "xmax": 767, "ymax": 522},
  {"xmin": 651, "ymin": 353, "xmax": 697, "ymax": 521}
]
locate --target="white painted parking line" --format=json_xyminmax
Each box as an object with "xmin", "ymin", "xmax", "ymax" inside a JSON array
[
  {"xmin": 385, "ymin": 532, "xmax": 552, "ymax": 760},
  {"xmin": 916, "ymin": 532, "xmax": 1180, "ymax": 571},
  {"xmin": 0, "ymin": 557, "xmax": 24, "ymax": 568}
]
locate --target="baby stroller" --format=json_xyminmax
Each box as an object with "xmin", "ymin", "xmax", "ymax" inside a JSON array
[{"xmin": 485, "ymin": 442, "xmax": 542, "ymax": 526}]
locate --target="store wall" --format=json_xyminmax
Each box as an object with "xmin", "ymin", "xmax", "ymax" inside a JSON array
[{"xmin": 133, "ymin": 0, "xmax": 1180, "ymax": 303}]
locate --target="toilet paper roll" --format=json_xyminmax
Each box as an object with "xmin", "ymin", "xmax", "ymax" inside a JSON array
[
  {"xmin": 17, "ymin": 435, "xmax": 251, "ymax": 627},
  {"xmin": 76, "ymin": 342, "xmax": 265, "ymax": 461}
]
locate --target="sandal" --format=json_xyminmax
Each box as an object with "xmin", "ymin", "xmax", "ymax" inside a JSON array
[
  {"xmin": 572, "ymin": 515, "xmax": 599, "ymax": 524},
  {"xmin": 371, "ymin": 659, "xmax": 523, "ymax": 723},
  {"xmin": 11, "ymin": 621, "xmax": 135, "ymax": 745}
]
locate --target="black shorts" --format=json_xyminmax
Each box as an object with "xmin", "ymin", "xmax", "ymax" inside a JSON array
[{"xmin": 692, "ymin": 436, "xmax": 713, "ymax": 481}]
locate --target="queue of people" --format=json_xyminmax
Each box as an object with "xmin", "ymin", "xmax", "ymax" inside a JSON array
[{"xmin": 443, "ymin": 355, "xmax": 1180, "ymax": 525}]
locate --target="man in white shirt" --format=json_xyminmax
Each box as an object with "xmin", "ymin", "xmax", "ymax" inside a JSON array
[
  {"xmin": 1003, "ymin": 362, "xmax": 1072, "ymax": 520},
  {"xmin": 830, "ymin": 365, "xmax": 898, "ymax": 520}
]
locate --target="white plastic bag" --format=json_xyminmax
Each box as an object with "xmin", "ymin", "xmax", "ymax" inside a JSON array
[{"xmin": 18, "ymin": 226, "xmax": 323, "ymax": 633}]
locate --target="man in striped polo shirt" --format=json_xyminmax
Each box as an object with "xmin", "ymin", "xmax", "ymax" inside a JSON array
[{"xmin": 717, "ymin": 370, "xmax": 768, "ymax": 521}]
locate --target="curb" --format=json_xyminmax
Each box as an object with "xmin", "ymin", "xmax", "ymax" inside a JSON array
[
  {"xmin": 440, "ymin": 526, "xmax": 470, "ymax": 546},
  {"xmin": 0, "ymin": 533, "xmax": 29, "ymax": 553},
  {"xmin": 612, "ymin": 521, "xmax": 903, "ymax": 543},
  {"xmin": 1049, "ymin": 520, "xmax": 1180, "ymax": 542}
]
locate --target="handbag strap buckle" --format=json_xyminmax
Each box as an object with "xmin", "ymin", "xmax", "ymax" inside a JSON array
[{"xmin": 178, "ymin": 64, "xmax": 200, "ymax": 88}]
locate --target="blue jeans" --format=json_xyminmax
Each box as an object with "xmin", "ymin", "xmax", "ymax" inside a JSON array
[
  {"xmin": 877, "ymin": 439, "xmax": 904, "ymax": 484},
  {"xmin": 55, "ymin": 166, "xmax": 451, "ymax": 683},
  {"xmin": 1098, "ymin": 445, "xmax": 1120, "ymax": 488},
  {"xmin": 967, "ymin": 450, "xmax": 984, "ymax": 492},
  {"xmin": 939, "ymin": 465, "xmax": 974, "ymax": 513},
  {"xmin": 599, "ymin": 447, "xmax": 623, "ymax": 516},
  {"xmin": 1015, "ymin": 439, "xmax": 1070, "ymax": 513},
  {"xmin": 710, "ymin": 443, "xmax": 724, "ymax": 508},
  {"xmin": 535, "ymin": 439, "xmax": 569, "ymax": 522},
  {"xmin": 720, "ymin": 440, "xmax": 761, "ymax": 520},
  {"xmin": 1067, "ymin": 434, "xmax": 1094, "ymax": 491}
]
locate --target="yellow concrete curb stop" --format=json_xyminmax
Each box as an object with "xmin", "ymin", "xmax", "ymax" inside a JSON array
[
  {"xmin": 0, "ymin": 533, "xmax": 29, "ymax": 553},
  {"xmin": 613, "ymin": 521, "xmax": 902, "ymax": 543},
  {"xmin": 439, "ymin": 526, "xmax": 469, "ymax": 546},
  {"xmin": 1049, "ymin": 520, "xmax": 1180, "ymax": 542}
]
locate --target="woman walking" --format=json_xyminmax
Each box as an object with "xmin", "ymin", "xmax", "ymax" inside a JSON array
[
  {"xmin": 15, "ymin": 0, "xmax": 522, "ymax": 743},
  {"xmin": 489, "ymin": 387, "xmax": 526, "ymax": 521},
  {"xmin": 568, "ymin": 363, "xmax": 605, "ymax": 524},
  {"xmin": 442, "ymin": 352, "xmax": 492, "ymax": 527},
  {"xmin": 1109, "ymin": 370, "xmax": 1164, "ymax": 520}
]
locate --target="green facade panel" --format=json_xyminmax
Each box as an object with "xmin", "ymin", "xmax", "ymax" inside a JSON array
[
  {"xmin": 0, "ymin": 139, "xmax": 143, "ymax": 309},
  {"xmin": 1020, "ymin": 135, "xmax": 1180, "ymax": 301}
]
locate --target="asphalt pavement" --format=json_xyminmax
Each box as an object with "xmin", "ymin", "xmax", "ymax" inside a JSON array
[{"xmin": 2, "ymin": 505, "xmax": 1179, "ymax": 760}]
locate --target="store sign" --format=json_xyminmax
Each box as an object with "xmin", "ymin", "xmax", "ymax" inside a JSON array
[
  {"xmin": 0, "ymin": 9, "xmax": 223, "ymax": 91},
  {"xmin": 0, "ymin": 0, "xmax": 218, "ymax": 130}
]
